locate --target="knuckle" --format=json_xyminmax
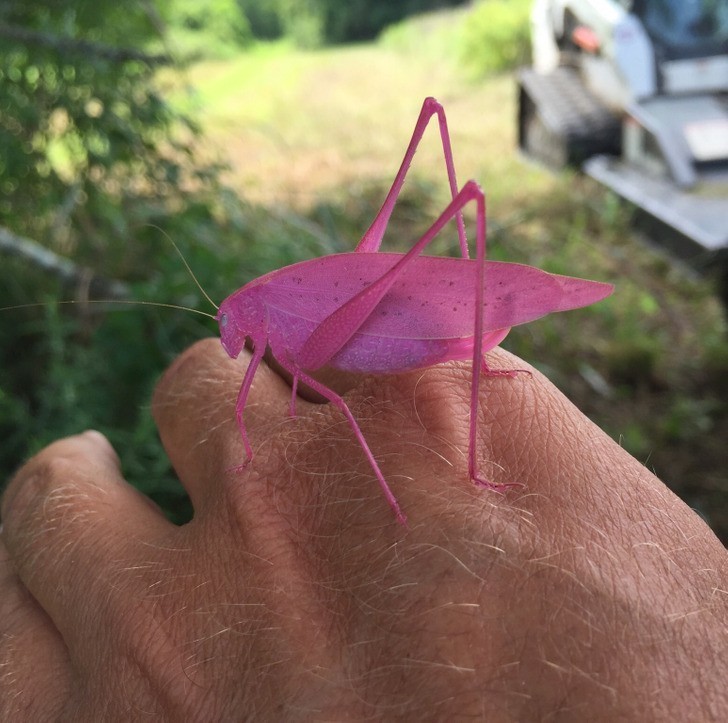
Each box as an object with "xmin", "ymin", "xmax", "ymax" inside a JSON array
[
  {"xmin": 2, "ymin": 456, "xmax": 99, "ymax": 564},
  {"xmin": 0, "ymin": 557, "xmax": 27, "ymax": 632},
  {"xmin": 5, "ymin": 455, "xmax": 71, "ymax": 523}
]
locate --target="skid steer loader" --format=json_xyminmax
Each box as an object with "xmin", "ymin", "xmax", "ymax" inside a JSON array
[{"xmin": 518, "ymin": 0, "xmax": 728, "ymax": 265}]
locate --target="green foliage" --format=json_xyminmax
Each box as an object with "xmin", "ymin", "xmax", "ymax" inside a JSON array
[
  {"xmin": 165, "ymin": 0, "xmax": 253, "ymax": 59},
  {"xmin": 318, "ymin": 0, "xmax": 470, "ymax": 44},
  {"xmin": 276, "ymin": 0, "xmax": 326, "ymax": 49},
  {"xmin": 0, "ymin": 0, "xmax": 250, "ymax": 517},
  {"xmin": 0, "ymin": 1, "xmax": 221, "ymax": 270},
  {"xmin": 460, "ymin": 0, "xmax": 532, "ymax": 76},
  {"xmin": 236, "ymin": 0, "xmax": 283, "ymax": 39},
  {"xmin": 231, "ymin": 0, "xmax": 469, "ymax": 47},
  {"xmin": 0, "ymin": 0, "xmax": 171, "ymax": 49}
]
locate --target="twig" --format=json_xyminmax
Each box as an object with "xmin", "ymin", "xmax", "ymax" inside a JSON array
[{"xmin": 0, "ymin": 225, "xmax": 129, "ymax": 298}]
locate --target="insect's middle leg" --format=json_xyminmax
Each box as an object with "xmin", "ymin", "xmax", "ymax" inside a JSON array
[{"xmin": 478, "ymin": 330, "xmax": 532, "ymax": 379}]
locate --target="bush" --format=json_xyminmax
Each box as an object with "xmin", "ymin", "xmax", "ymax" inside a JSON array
[
  {"xmin": 236, "ymin": 0, "xmax": 283, "ymax": 39},
  {"xmin": 320, "ymin": 0, "xmax": 470, "ymax": 44},
  {"xmin": 460, "ymin": 0, "xmax": 532, "ymax": 77},
  {"xmin": 276, "ymin": 0, "xmax": 325, "ymax": 49},
  {"xmin": 0, "ymin": 0, "xmax": 251, "ymax": 519}
]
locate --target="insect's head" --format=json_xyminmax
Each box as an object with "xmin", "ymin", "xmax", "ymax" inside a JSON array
[{"xmin": 217, "ymin": 289, "xmax": 266, "ymax": 359}]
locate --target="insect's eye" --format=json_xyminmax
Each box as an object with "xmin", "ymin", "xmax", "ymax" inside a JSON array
[{"xmin": 220, "ymin": 312, "xmax": 228, "ymax": 328}]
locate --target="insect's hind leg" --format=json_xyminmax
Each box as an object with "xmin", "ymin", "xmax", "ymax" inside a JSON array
[
  {"xmin": 276, "ymin": 360, "xmax": 406, "ymax": 526},
  {"xmin": 356, "ymin": 97, "xmax": 467, "ymax": 257},
  {"xmin": 470, "ymin": 333, "xmax": 530, "ymax": 487}
]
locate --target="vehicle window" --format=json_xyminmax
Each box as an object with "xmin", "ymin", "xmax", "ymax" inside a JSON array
[{"xmin": 632, "ymin": 0, "xmax": 728, "ymax": 58}]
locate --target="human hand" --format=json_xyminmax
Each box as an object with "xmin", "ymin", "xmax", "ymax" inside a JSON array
[{"xmin": 2, "ymin": 339, "xmax": 726, "ymax": 720}]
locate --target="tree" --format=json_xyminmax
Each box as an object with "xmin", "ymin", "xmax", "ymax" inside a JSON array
[
  {"xmin": 0, "ymin": 0, "xmax": 234, "ymax": 519},
  {"xmin": 0, "ymin": 0, "xmax": 217, "ymax": 270}
]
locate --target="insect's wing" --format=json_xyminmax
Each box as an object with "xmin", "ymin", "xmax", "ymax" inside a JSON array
[
  {"xmin": 258, "ymin": 253, "xmax": 399, "ymax": 366},
  {"xmin": 258, "ymin": 254, "xmax": 612, "ymax": 361},
  {"xmin": 550, "ymin": 273, "xmax": 614, "ymax": 313},
  {"xmin": 290, "ymin": 253, "xmax": 423, "ymax": 370},
  {"xmin": 347, "ymin": 258, "xmax": 612, "ymax": 340},
  {"xmin": 482, "ymin": 262, "xmax": 613, "ymax": 329}
]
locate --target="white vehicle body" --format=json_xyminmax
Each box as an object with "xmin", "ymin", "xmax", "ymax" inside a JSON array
[{"xmin": 520, "ymin": 0, "xmax": 728, "ymax": 256}]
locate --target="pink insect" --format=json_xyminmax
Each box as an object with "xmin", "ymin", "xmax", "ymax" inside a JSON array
[{"xmin": 217, "ymin": 97, "xmax": 613, "ymax": 525}]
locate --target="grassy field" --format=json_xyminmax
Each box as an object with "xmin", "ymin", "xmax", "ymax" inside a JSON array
[
  {"xmin": 174, "ymin": 39, "xmax": 546, "ymax": 209},
  {"xmin": 169, "ymin": 25, "xmax": 728, "ymax": 540}
]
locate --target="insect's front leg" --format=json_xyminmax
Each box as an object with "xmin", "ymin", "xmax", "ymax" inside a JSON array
[{"xmin": 230, "ymin": 345, "xmax": 266, "ymax": 469}]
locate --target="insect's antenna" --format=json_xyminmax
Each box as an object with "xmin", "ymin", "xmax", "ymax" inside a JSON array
[
  {"xmin": 0, "ymin": 299, "xmax": 217, "ymax": 319},
  {"xmin": 146, "ymin": 224, "xmax": 219, "ymax": 311}
]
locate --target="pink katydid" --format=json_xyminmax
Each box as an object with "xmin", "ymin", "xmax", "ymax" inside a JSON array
[{"xmin": 216, "ymin": 97, "xmax": 613, "ymax": 525}]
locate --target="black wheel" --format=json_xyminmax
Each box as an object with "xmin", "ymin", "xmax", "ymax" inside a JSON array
[
  {"xmin": 517, "ymin": 68, "xmax": 621, "ymax": 169},
  {"xmin": 521, "ymin": 94, "xmax": 568, "ymax": 169}
]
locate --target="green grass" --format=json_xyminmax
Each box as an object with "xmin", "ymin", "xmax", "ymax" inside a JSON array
[{"xmin": 174, "ymin": 40, "xmax": 552, "ymax": 214}]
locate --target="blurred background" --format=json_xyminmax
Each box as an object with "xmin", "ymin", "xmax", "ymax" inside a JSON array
[{"xmin": 1, "ymin": 0, "xmax": 726, "ymax": 541}]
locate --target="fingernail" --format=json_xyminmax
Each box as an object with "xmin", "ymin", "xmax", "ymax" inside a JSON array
[{"xmin": 83, "ymin": 429, "xmax": 110, "ymax": 447}]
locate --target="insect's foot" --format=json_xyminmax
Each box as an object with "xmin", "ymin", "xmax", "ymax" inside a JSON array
[
  {"xmin": 382, "ymin": 493, "xmax": 408, "ymax": 526},
  {"xmin": 481, "ymin": 367, "xmax": 532, "ymax": 379},
  {"xmin": 392, "ymin": 507, "xmax": 408, "ymax": 527},
  {"xmin": 472, "ymin": 476, "xmax": 524, "ymax": 493},
  {"xmin": 225, "ymin": 459, "xmax": 252, "ymax": 475},
  {"xmin": 480, "ymin": 357, "xmax": 532, "ymax": 379}
]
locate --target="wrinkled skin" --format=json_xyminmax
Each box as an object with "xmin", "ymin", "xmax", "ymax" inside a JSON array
[{"xmin": 1, "ymin": 340, "xmax": 726, "ymax": 721}]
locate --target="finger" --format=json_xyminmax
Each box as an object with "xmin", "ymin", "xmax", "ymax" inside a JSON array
[
  {"xmin": 1, "ymin": 431, "xmax": 171, "ymax": 652},
  {"xmin": 478, "ymin": 347, "xmax": 671, "ymax": 510},
  {"xmin": 0, "ymin": 538, "xmax": 70, "ymax": 720},
  {"xmin": 152, "ymin": 338, "xmax": 297, "ymax": 510}
]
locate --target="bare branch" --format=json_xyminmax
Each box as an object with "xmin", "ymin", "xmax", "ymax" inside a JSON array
[{"xmin": 0, "ymin": 225, "xmax": 129, "ymax": 299}]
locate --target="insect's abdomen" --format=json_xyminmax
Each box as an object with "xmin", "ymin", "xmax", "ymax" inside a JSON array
[
  {"xmin": 267, "ymin": 305, "xmax": 508, "ymax": 373},
  {"xmin": 329, "ymin": 329, "xmax": 512, "ymax": 373},
  {"xmin": 330, "ymin": 334, "xmax": 462, "ymax": 374}
]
